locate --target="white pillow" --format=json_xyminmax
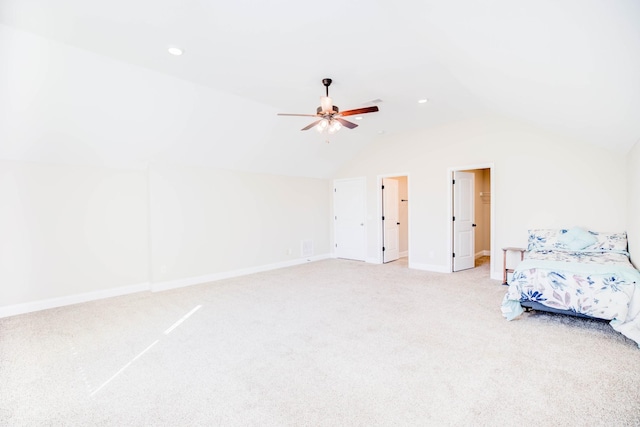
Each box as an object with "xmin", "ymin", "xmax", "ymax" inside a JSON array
[{"xmin": 558, "ymin": 227, "xmax": 597, "ymax": 251}]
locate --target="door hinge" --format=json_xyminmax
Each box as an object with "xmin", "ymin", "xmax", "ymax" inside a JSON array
[
  {"xmin": 334, "ymin": 188, "xmax": 336, "ymax": 192},
  {"xmin": 453, "ymin": 216, "xmax": 455, "ymax": 221},
  {"xmin": 382, "ymin": 215, "xmax": 385, "ymax": 221},
  {"xmin": 452, "ymin": 253, "xmax": 456, "ymax": 258},
  {"xmin": 335, "ymin": 243, "xmax": 338, "ymax": 247},
  {"xmin": 381, "ymin": 185, "xmax": 385, "ymax": 190},
  {"xmin": 335, "ymin": 216, "xmax": 337, "ymax": 220},
  {"xmin": 383, "ymin": 247, "xmax": 386, "ymax": 252},
  {"xmin": 452, "ymin": 179, "xmax": 455, "ymax": 184}
]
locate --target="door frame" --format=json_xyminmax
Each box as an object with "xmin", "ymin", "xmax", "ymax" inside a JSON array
[
  {"xmin": 376, "ymin": 172, "xmax": 410, "ymax": 264},
  {"xmin": 447, "ymin": 163, "xmax": 495, "ymax": 276}
]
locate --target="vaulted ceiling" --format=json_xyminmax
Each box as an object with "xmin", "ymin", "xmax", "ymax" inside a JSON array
[{"xmin": 2, "ymin": 0, "xmax": 639, "ymax": 178}]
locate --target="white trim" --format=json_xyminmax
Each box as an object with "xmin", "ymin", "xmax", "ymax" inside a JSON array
[
  {"xmin": 490, "ymin": 271, "xmax": 503, "ymax": 281},
  {"xmin": 409, "ymin": 262, "xmax": 450, "ymax": 273},
  {"xmin": 365, "ymin": 257, "xmax": 382, "ymax": 264},
  {"xmin": 399, "ymin": 251, "xmax": 409, "ymax": 258},
  {"xmin": 0, "ymin": 254, "xmax": 333, "ymax": 318},
  {"xmin": 0, "ymin": 282, "xmax": 150, "ymax": 319},
  {"xmin": 151, "ymin": 254, "xmax": 331, "ymax": 292},
  {"xmin": 475, "ymin": 250, "xmax": 490, "ymax": 259}
]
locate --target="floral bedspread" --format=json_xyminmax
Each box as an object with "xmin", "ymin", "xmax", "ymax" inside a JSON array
[
  {"xmin": 501, "ymin": 249, "xmax": 640, "ymax": 347},
  {"xmin": 526, "ymin": 249, "xmax": 630, "ymax": 265}
]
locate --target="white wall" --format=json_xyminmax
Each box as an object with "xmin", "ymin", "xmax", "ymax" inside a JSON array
[
  {"xmin": 628, "ymin": 140, "xmax": 640, "ymax": 268},
  {"xmin": 1, "ymin": 23, "xmax": 634, "ymax": 314},
  {"xmin": 149, "ymin": 164, "xmax": 330, "ymax": 288},
  {"xmin": 0, "ymin": 160, "xmax": 149, "ymax": 308},
  {"xmin": 0, "ymin": 24, "xmax": 334, "ymax": 315},
  {"xmin": 0, "ymin": 160, "xmax": 331, "ymax": 314},
  {"xmin": 334, "ymin": 116, "xmax": 628, "ymax": 279}
]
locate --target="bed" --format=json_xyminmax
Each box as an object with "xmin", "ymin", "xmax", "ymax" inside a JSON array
[{"xmin": 501, "ymin": 228, "xmax": 640, "ymax": 347}]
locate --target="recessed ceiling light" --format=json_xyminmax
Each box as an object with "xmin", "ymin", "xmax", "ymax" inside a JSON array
[
  {"xmin": 167, "ymin": 46, "xmax": 183, "ymax": 56},
  {"xmin": 354, "ymin": 116, "xmax": 363, "ymax": 121},
  {"xmin": 418, "ymin": 99, "xmax": 428, "ymax": 104}
]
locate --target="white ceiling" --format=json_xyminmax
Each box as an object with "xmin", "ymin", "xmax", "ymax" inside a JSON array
[{"xmin": 1, "ymin": 0, "xmax": 639, "ymax": 177}]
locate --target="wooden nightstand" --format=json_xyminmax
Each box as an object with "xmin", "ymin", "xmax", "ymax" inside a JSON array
[{"xmin": 502, "ymin": 247, "xmax": 526, "ymax": 285}]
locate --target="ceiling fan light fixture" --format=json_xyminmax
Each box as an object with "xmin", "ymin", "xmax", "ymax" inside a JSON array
[
  {"xmin": 328, "ymin": 120, "xmax": 342, "ymax": 134},
  {"xmin": 316, "ymin": 119, "xmax": 329, "ymax": 133}
]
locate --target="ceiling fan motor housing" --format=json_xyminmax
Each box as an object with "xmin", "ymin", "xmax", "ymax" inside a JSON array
[{"xmin": 317, "ymin": 105, "xmax": 339, "ymax": 115}]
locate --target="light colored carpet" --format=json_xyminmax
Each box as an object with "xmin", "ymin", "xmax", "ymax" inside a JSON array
[{"xmin": 1, "ymin": 258, "xmax": 639, "ymax": 426}]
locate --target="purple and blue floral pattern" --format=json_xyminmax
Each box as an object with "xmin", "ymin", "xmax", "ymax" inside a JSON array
[
  {"xmin": 503, "ymin": 230, "xmax": 640, "ymax": 347},
  {"xmin": 526, "ymin": 229, "xmax": 628, "ymax": 252}
]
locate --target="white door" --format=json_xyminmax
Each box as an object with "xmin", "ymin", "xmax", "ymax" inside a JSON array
[
  {"xmin": 453, "ymin": 171, "xmax": 475, "ymax": 271},
  {"xmin": 382, "ymin": 178, "xmax": 400, "ymax": 263},
  {"xmin": 334, "ymin": 178, "xmax": 366, "ymax": 261}
]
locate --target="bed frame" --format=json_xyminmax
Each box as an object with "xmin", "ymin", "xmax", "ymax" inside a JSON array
[{"xmin": 520, "ymin": 301, "xmax": 603, "ymax": 320}]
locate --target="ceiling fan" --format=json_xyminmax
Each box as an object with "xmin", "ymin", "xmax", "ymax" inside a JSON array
[{"xmin": 278, "ymin": 78, "xmax": 379, "ymax": 134}]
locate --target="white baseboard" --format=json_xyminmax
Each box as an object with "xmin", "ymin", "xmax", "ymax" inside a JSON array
[
  {"xmin": 0, "ymin": 255, "xmax": 333, "ymax": 318},
  {"xmin": 151, "ymin": 254, "xmax": 332, "ymax": 292},
  {"xmin": 0, "ymin": 282, "xmax": 150, "ymax": 319},
  {"xmin": 475, "ymin": 250, "xmax": 491, "ymax": 259},
  {"xmin": 408, "ymin": 262, "xmax": 450, "ymax": 273},
  {"xmin": 399, "ymin": 251, "xmax": 409, "ymax": 258}
]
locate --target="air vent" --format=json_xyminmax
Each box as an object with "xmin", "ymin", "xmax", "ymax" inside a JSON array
[{"xmin": 369, "ymin": 98, "xmax": 383, "ymax": 104}]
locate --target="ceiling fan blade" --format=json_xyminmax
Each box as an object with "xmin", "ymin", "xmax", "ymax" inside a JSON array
[
  {"xmin": 278, "ymin": 113, "xmax": 319, "ymax": 117},
  {"xmin": 335, "ymin": 118, "xmax": 358, "ymax": 129},
  {"xmin": 338, "ymin": 106, "xmax": 379, "ymax": 117},
  {"xmin": 301, "ymin": 120, "xmax": 322, "ymax": 131}
]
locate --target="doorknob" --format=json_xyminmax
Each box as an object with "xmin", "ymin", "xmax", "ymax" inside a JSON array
[
  {"xmin": 397, "ymin": 222, "xmax": 400, "ymax": 225},
  {"xmin": 472, "ymin": 224, "xmax": 477, "ymax": 227}
]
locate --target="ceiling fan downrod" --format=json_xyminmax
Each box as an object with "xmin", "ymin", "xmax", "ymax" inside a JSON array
[{"xmin": 322, "ymin": 78, "xmax": 332, "ymax": 97}]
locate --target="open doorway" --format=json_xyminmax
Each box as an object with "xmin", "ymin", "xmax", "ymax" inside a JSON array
[
  {"xmin": 379, "ymin": 174, "xmax": 409, "ymax": 264},
  {"xmin": 449, "ymin": 165, "xmax": 493, "ymax": 275}
]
